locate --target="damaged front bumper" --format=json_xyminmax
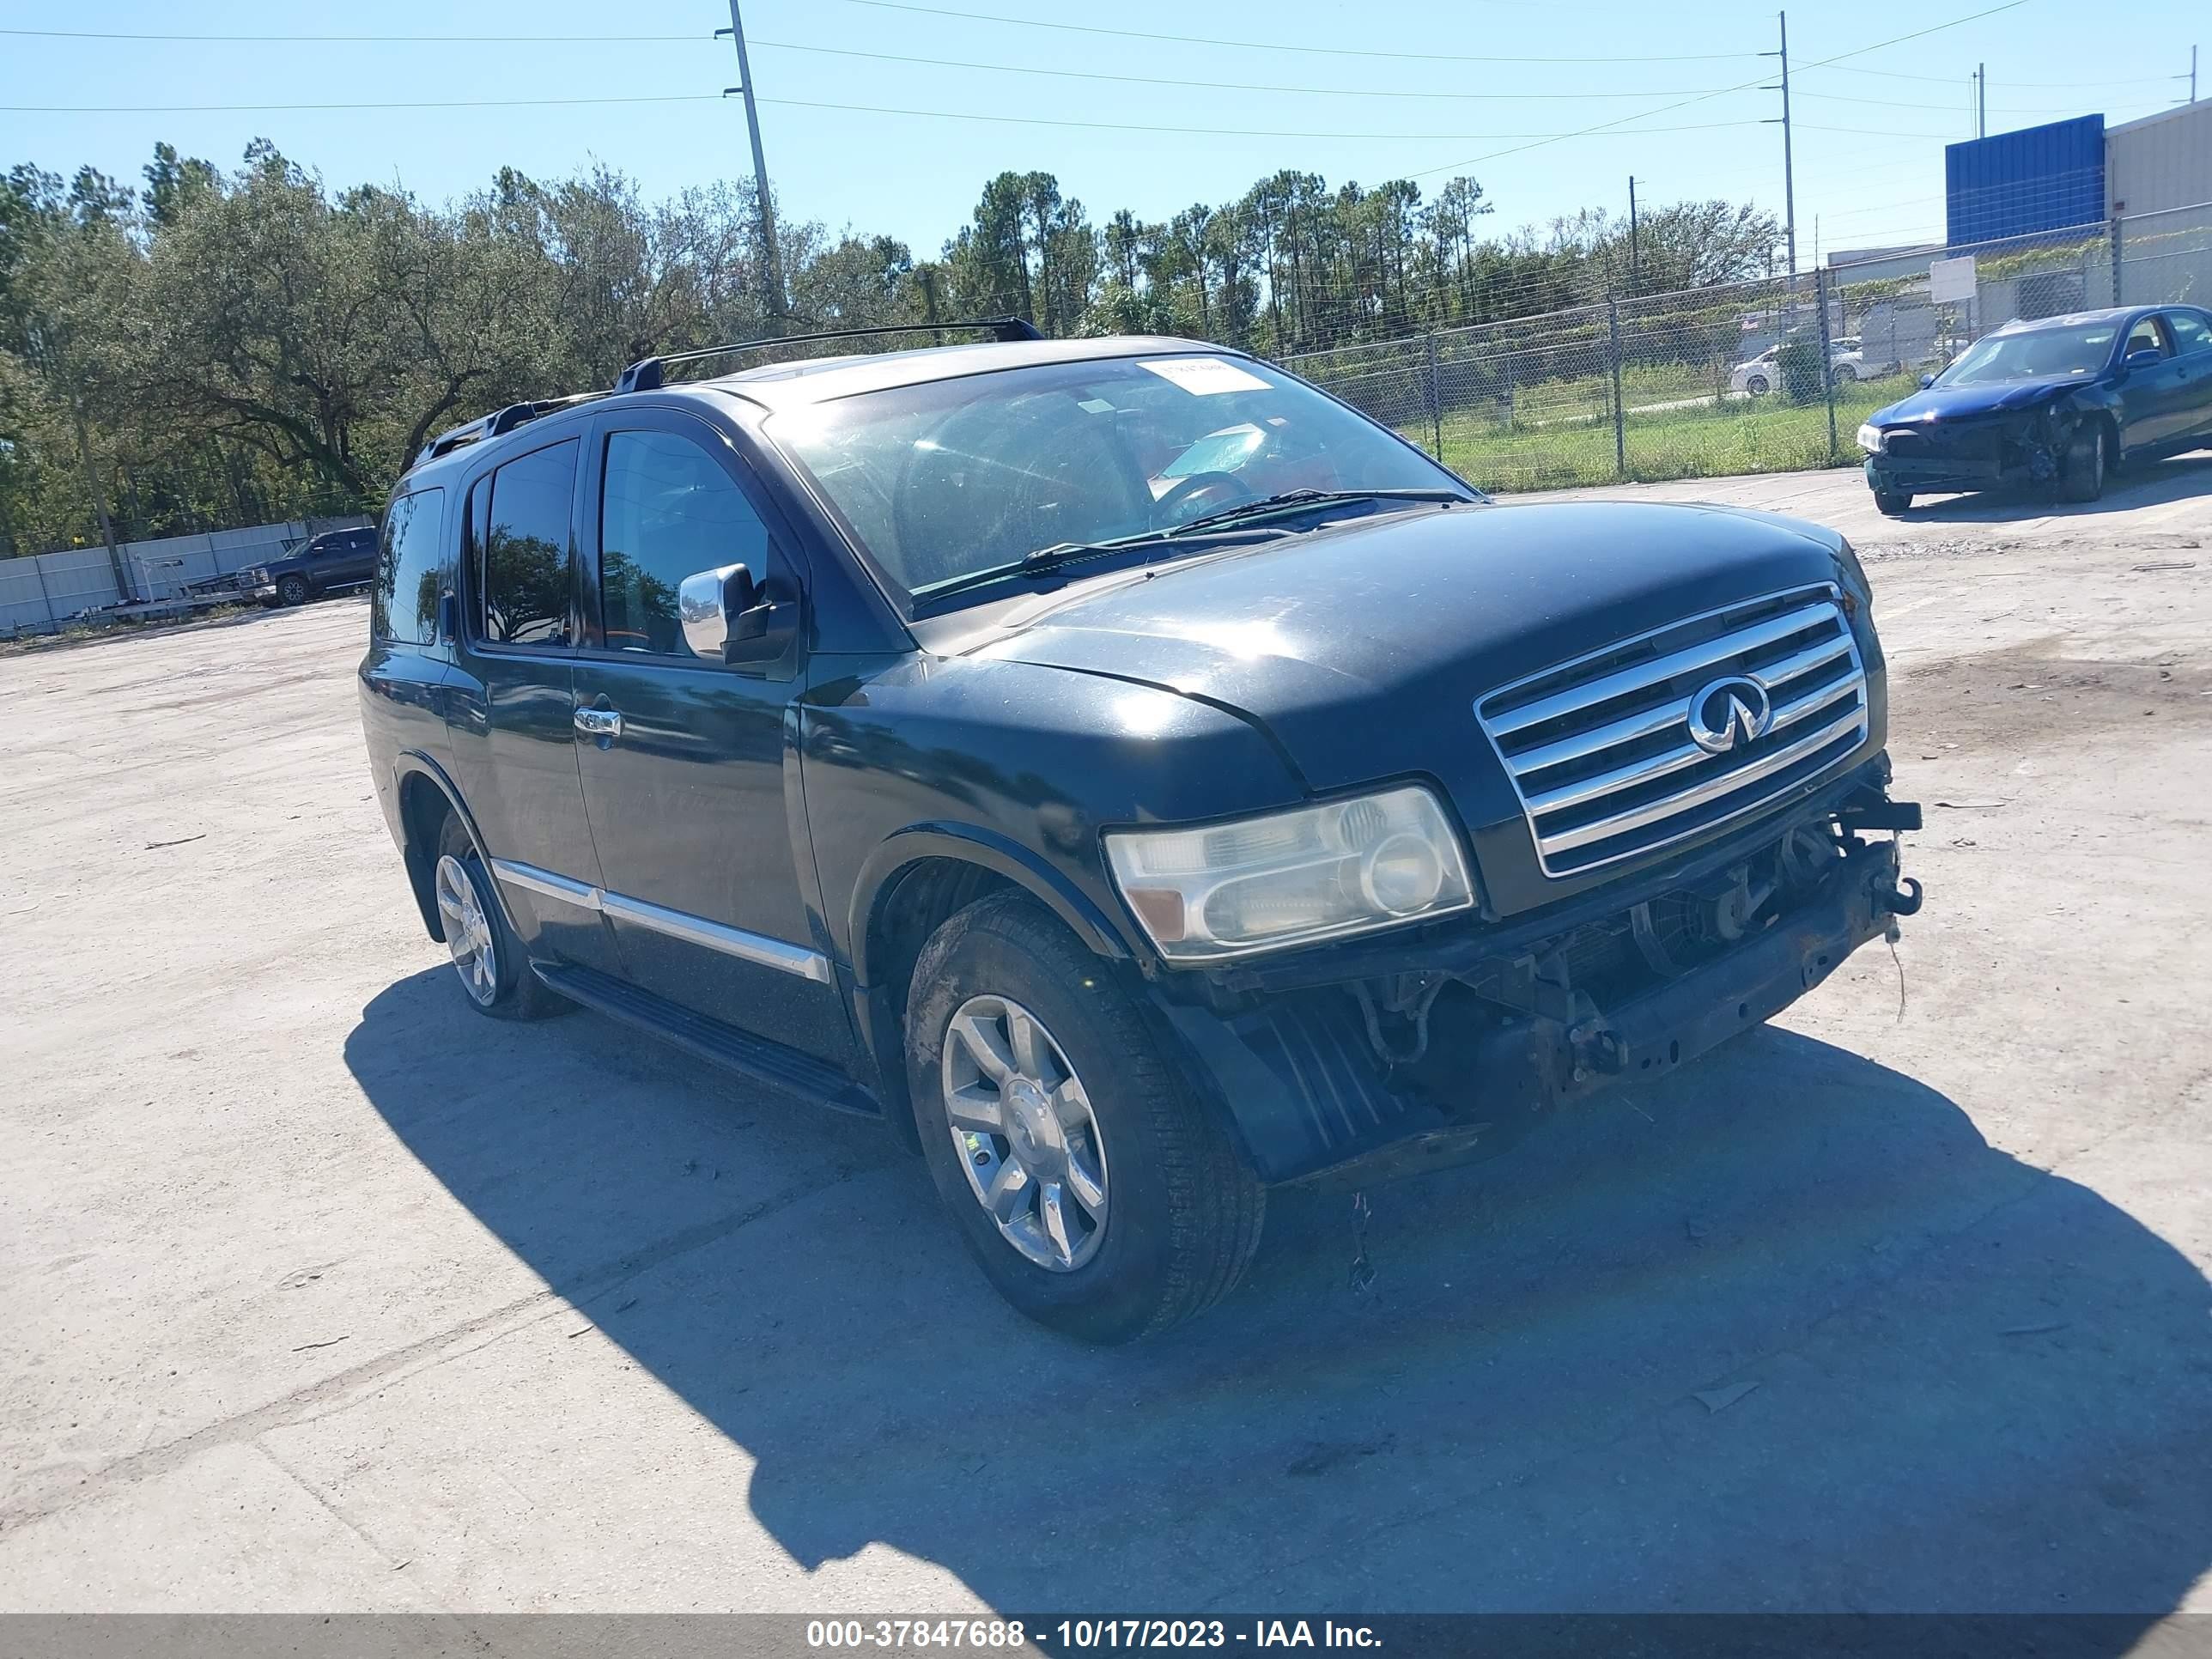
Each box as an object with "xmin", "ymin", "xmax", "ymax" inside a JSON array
[
  {"xmin": 1158, "ymin": 785, "xmax": 1922, "ymax": 1187},
  {"xmin": 1866, "ymin": 406, "xmax": 2074, "ymax": 495}
]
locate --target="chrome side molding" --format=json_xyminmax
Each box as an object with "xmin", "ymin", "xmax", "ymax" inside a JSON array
[{"xmin": 489, "ymin": 859, "xmax": 834, "ymax": 985}]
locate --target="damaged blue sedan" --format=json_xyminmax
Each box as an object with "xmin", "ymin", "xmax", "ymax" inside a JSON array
[{"xmin": 1856, "ymin": 304, "xmax": 2212, "ymax": 514}]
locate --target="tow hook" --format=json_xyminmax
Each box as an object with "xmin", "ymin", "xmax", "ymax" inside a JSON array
[
  {"xmin": 1569, "ymin": 1019, "xmax": 1626, "ymax": 1081},
  {"xmin": 1878, "ymin": 875, "xmax": 1924, "ymax": 918}
]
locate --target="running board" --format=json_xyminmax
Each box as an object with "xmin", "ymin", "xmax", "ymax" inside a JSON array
[{"xmin": 532, "ymin": 961, "xmax": 882, "ymax": 1118}]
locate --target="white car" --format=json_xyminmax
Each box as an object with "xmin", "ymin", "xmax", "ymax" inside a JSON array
[{"xmin": 1729, "ymin": 346, "xmax": 1782, "ymax": 396}]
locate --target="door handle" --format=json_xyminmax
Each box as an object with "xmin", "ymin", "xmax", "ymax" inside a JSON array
[{"xmin": 574, "ymin": 706, "xmax": 624, "ymax": 742}]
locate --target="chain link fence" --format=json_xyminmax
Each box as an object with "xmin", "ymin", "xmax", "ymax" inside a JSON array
[{"xmin": 1285, "ymin": 201, "xmax": 2212, "ymax": 494}]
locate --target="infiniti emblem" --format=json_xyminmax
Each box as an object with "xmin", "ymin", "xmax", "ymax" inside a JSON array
[{"xmin": 1686, "ymin": 676, "xmax": 1772, "ymax": 754}]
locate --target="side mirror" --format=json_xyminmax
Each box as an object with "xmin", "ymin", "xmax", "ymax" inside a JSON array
[
  {"xmin": 2122, "ymin": 348, "xmax": 2163, "ymax": 374},
  {"xmin": 678, "ymin": 562, "xmax": 798, "ymax": 667},
  {"xmin": 1918, "ymin": 373, "xmax": 1936, "ymax": 389}
]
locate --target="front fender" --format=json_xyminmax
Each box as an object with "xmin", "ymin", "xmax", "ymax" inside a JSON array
[{"xmin": 847, "ymin": 824, "xmax": 1135, "ymax": 990}]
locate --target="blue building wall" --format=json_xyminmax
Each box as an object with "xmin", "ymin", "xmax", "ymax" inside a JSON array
[{"xmin": 1946, "ymin": 115, "xmax": 2107, "ymax": 246}]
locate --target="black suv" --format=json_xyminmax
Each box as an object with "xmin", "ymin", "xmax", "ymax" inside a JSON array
[
  {"xmin": 361, "ymin": 324, "xmax": 1921, "ymax": 1342},
  {"xmin": 245, "ymin": 524, "xmax": 380, "ymax": 606}
]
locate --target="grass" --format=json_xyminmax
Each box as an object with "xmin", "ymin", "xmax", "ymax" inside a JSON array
[{"xmin": 1406, "ymin": 372, "xmax": 1923, "ymax": 493}]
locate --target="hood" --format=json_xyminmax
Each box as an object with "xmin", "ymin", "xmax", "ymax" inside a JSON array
[
  {"xmin": 1872, "ymin": 374, "xmax": 2087, "ymax": 425},
  {"xmin": 961, "ymin": 499, "xmax": 1850, "ymax": 798}
]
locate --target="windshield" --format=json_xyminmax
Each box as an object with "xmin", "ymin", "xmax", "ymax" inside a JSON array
[
  {"xmin": 768, "ymin": 354, "xmax": 1462, "ymax": 604},
  {"xmin": 1937, "ymin": 322, "xmax": 2118, "ymax": 386}
]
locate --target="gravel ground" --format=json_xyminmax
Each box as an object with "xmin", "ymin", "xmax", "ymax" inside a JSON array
[{"xmin": 3, "ymin": 455, "xmax": 2209, "ymax": 1620}]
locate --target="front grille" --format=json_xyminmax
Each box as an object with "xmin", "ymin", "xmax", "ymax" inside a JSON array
[
  {"xmin": 1882, "ymin": 423, "xmax": 1996, "ymax": 461},
  {"xmin": 1475, "ymin": 585, "xmax": 1869, "ymax": 878}
]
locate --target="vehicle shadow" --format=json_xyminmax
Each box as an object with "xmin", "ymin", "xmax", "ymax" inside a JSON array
[
  {"xmin": 347, "ymin": 969, "xmax": 2212, "ymax": 1618},
  {"xmin": 1890, "ymin": 446, "xmax": 2212, "ymax": 523}
]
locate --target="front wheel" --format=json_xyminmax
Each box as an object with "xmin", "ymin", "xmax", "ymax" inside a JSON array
[
  {"xmin": 1745, "ymin": 374, "xmax": 1770, "ymax": 396},
  {"xmin": 275, "ymin": 574, "xmax": 310, "ymax": 607},
  {"xmin": 2059, "ymin": 423, "xmax": 2106, "ymax": 503},
  {"xmin": 1872, "ymin": 484, "xmax": 1913, "ymax": 515},
  {"xmin": 906, "ymin": 891, "xmax": 1264, "ymax": 1343}
]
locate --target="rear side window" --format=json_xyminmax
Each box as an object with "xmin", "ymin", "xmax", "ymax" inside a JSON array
[
  {"xmin": 371, "ymin": 488, "xmax": 447, "ymax": 645},
  {"xmin": 2169, "ymin": 312, "xmax": 2212, "ymax": 356},
  {"xmin": 481, "ymin": 440, "xmax": 579, "ymax": 647},
  {"xmin": 599, "ymin": 428, "xmax": 778, "ymax": 658}
]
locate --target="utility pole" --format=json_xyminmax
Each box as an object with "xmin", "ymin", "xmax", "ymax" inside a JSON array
[
  {"xmin": 719, "ymin": 0, "xmax": 787, "ymax": 319},
  {"xmin": 1627, "ymin": 176, "xmax": 1640, "ymax": 294},
  {"xmin": 1978, "ymin": 63, "xmax": 1986, "ymax": 138},
  {"xmin": 1764, "ymin": 12, "xmax": 1798, "ymax": 277},
  {"xmin": 2191, "ymin": 45, "xmax": 2197, "ymax": 102}
]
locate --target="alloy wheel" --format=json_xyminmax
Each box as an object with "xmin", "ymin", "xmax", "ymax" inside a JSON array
[
  {"xmin": 434, "ymin": 854, "xmax": 499, "ymax": 1007},
  {"xmin": 941, "ymin": 994, "xmax": 1109, "ymax": 1272}
]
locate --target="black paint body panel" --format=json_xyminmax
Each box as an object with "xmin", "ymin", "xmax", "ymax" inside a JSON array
[{"xmin": 358, "ymin": 338, "xmax": 1903, "ymax": 1185}]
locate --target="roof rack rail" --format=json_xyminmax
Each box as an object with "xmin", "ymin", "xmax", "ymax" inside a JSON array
[
  {"xmin": 612, "ymin": 316, "xmax": 1043, "ymax": 395},
  {"xmin": 409, "ymin": 390, "xmax": 609, "ymax": 471}
]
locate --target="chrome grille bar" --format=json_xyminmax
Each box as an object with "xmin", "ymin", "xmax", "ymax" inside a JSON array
[
  {"xmin": 1484, "ymin": 598, "xmax": 1838, "ymax": 738},
  {"xmin": 1540, "ymin": 705, "xmax": 1866, "ymax": 855},
  {"xmin": 1474, "ymin": 585, "xmax": 1870, "ymax": 878}
]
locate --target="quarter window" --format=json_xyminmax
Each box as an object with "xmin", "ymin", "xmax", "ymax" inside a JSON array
[
  {"xmin": 2168, "ymin": 312, "xmax": 2212, "ymax": 356},
  {"xmin": 370, "ymin": 488, "xmax": 447, "ymax": 645},
  {"xmin": 599, "ymin": 428, "xmax": 777, "ymax": 659},
  {"xmin": 481, "ymin": 440, "xmax": 579, "ymax": 647}
]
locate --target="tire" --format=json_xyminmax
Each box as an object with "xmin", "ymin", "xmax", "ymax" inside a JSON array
[
  {"xmin": 905, "ymin": 891, "xmax": 1265, "ymax": 1344},
  {"xmin": 1872, "ymin": 486, "xmax": 1913, "ymax": 516},
  {"xmin": 1745, "ymin": 374, "xmax": 1769, "ymax": 396},
  {"xmin": 433, "ymin": 815, "xmax": 569, "ymax": 1020},
  {"xmin": 275, "ymin": 574, "xmax": 310, "ymax": 607},
  {"xmin": 2059, "ymin": 422, "xmax": 2106, "ymax": 503}
]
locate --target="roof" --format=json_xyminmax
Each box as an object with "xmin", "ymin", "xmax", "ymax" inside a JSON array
[
  {"xmin": 1989, "ymin": 305, "xmax": 2160, "ymax": 333},
  {"xmin": 696, "ymin": 333, "xmax": 1230, "ymax": 411},
  {"xmin": 398, "ymin": 333, "xmax": 1239, "ymax": 483},
  {"xmin": 2106, "ymin": 99, "xmax": 2212, "ymax": 140}
]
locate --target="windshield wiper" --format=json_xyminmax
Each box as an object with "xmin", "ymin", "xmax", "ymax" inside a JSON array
[
  {"xmin": 916, "ymin": 527, "xmax": 1212, "ymax": 606},
  {"xmin": 1168, "ymin": 487, "xmax": 1474, "ymax": 537},
  {"xmin": 912, "ymin": 489, "xmax": 1474, "ymax": 609}
]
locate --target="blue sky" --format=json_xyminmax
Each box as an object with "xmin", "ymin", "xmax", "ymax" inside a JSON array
[{"xmin": 0, "ymin": 0, "xmax": 2200, "ymax": 266}]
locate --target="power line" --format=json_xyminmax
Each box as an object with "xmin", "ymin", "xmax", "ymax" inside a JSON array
[
  {"xmin": 747, "ymin": 40, "xmax": 1744, "ymax": 100},
  {"xmin": 1797, "ymin": 122, "xmax": 1985, "ymax": 138},
  {"xmin": 0, "ymin": 94, "xmax": 729, "ymax": 113},
  {"xmin": 1806, "ymin": 61, "xmax": 2190, "ymax": 88},
  {"xmin": 0, "ymin": 26, "xmax": 711, "ymax": 42},
  {"xmin": 759, "ymin": 100, "xmax": 1768, "ymax": 142},
  {"xmin": 0, "ymin": 89, "xmax": 1772, "ymax": 142},
  {"xmin": 821, "ymin": 0, "xmax": 1768, "ymax": 63},
  {"xmin": 1405, "ymin": 0, "xmax": 2032, "ymax": 180},
  {"xmin": 1797, "ymin": 88, "xmax": 2139, "ymax": 116}
]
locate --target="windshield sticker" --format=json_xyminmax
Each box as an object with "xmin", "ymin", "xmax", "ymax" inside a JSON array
[
  {"xmin": 1078, "ymin": 398, "xmax": 1116, "ymax": 414},
  {"xmin": 1138, "ymin": 357, "xmax": 1270, "ymax": 396}
]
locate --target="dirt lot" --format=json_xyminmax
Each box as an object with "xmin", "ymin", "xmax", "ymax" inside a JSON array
[{"xmin": 3, "ymin": 457, "xmax": 2209, "ymax": 1619}]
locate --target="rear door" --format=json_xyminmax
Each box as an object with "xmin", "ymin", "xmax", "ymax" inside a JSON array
[
  {"xmin": 2117, "ymin": 313, "xmax": 2190, "ymax": 451},
  {"xmin": 443, "ymin": 433, "xmax": 622, "ymax": 975},
  {"xmin": 567, "ymin": 406, "xmax": 854, "ymax": 1064},
  {"xmin": 2165, "ymin": 309, "xmax": 2212, "ymax": 441},
  {"xmin": 326, "ymin": 526, "xmax": 380, "ymax": 587}
]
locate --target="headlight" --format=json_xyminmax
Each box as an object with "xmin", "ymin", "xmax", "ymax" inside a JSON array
[
  {"xmin": 1105, "ymin": 784, "xmax": 1474, "ymax": 962},
  {"xmin": 1832, "ymin": 536, "xmax": 1874, "ymax": 612},
  {"xmin": 1855, "ymin": 422, "xmax": 1884, "ymax": 453}
]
